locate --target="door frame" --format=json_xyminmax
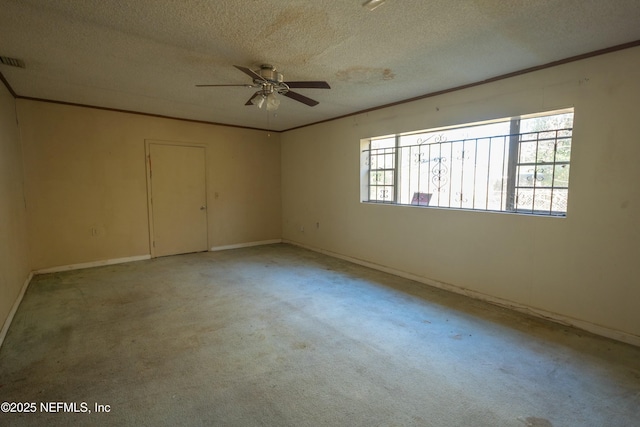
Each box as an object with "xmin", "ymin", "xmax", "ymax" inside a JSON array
[{"xmin": 145, "ymin": 139, "xmax": 209, "ymax": 258}]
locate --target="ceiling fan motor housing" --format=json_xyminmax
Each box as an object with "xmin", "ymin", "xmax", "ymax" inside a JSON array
[{"xmin": 255, "ymin": 64, "xmax": 284, "ymax": 84}]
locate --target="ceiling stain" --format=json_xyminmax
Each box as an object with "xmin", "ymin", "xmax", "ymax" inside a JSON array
[
  {"xmin": 336, "ymin": 66, "xmax": 395, "ymax": 84},
  {"xmin": 260, "ymin": 8, "xmax": 308, "ymax": 40},
  {"xmin": 253, "ymin": 6, "xmax": 340, "ymax": 67}
]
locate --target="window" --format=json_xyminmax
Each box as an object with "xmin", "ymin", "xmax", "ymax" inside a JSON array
[{"xmin": 362, "ymin": 109, "xmax": 574, "ymax": 216}]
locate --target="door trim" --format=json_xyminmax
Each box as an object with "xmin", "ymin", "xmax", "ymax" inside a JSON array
[{"xmin": 145, "ymin": 139, "xmax": 209, "ymax": 258}]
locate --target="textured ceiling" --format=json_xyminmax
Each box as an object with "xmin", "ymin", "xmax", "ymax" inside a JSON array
[{"xmin": 1, "ymin": 0, "xmax": 640, "ymax": 131}]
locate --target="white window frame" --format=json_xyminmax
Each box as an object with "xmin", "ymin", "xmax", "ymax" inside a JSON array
[{"xmin": 361, "ymin": 108, "xmax": 574, "ymax": 216}]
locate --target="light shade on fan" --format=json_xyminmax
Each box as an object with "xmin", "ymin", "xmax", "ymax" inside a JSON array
[
  {"xmin": 251, "ymin": 93, "xmax": 265, "ymax": 109},
  {"xmin": 251, "ymin": 92, "xmax": 280, "ymax": 111},
  {"xmin": 265, "ymin": 93, "xmax": 280, "ymax": 111}
]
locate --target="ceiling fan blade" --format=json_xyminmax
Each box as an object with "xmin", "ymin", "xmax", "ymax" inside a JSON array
[
  {"xmin": 283, "ymin": 90, "xmax": 320, "ymax": 107},
  {"xmin": 195, "ymin": 84, "xmax": 253, "ymax": 87},
  {"xmin": 234, "ymin": 65, "xmax": 265, "ymax": 81},
  {"xmin": 285, "ymin": 81, "xmax": 331, "ymax": 89}
]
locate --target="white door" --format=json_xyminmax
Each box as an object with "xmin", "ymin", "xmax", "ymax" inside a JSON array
[{"xmin": 148, "ymin": 143, "xmax": 208, "ymax": 257}]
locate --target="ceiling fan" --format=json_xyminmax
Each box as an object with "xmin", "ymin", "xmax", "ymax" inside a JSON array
[{"xmin": 196, "ymin": 64, "xmax": 330, "ymax": 111}]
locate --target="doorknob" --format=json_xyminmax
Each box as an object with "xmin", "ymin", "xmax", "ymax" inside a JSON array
[{"xmin": 200, "ymin": 206, "xmax": 207, "ymax": 210}]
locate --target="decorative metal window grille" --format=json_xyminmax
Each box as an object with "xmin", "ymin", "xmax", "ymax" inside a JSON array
[
  {"xmin": 367, "ymin": 138, "xmax": 397, "ymax": 203},
  {"xmin": 362, "ymin": 110, "xmax": 574, "ymax": 216}
]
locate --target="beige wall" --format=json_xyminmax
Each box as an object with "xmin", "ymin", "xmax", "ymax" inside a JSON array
[
  {"xmin": 0, "ymin": 85, "xmax": 30, "ymax": 330},
  {"xmin": 281, "ymin": 46, "xmax": 640, "ymax": 341},
  {"xmin": 18, "ymin": 101, "xmax": 281, "ymax": 270}
]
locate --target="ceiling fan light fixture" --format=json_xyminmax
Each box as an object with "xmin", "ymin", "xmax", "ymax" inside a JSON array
[
  {"xmin": 265, "ymin": 92, "xmax": 280, "ymax": 111},
  {"xmin": 362, "ymin": 0, "xmax": 386, "ymax": 11}
]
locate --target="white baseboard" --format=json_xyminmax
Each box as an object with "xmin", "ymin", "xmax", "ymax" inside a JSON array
[
  {"xmin": 210, "ymin": 239, "xmax": 282, "ymax": 252},
  {"xmin": 34, "ymin": 254, "xmax": 151, "ymax": 275},
  {"xmin": 0, "ymin": 272, "xmax": 33, "ymax": 350},
  {"xmin": 284, "ymin": 239, "xmax": 640, "ymax": 348}
]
